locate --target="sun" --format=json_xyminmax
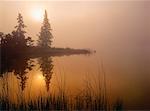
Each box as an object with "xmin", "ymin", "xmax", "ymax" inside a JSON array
[{"xmin": 31, "ymin": 8, "xmax": 44, "ymax": 22}]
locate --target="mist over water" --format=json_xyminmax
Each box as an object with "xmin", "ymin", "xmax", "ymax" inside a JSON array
[{"xmin": 0, "ymin": 1, "xmax": 150, "ymax": 110}]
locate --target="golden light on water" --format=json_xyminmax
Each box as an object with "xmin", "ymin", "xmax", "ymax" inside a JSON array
[
  {"xmin": 0, "ymin": 1, "xmax": 150, "ymax": 109},
  {"xmin": 37, "ymin": 74, "xmax": 43, "ymax": 79},
  {"xmin": 35, "ymin": 73, "xmax": 44, "ymax": 81}
]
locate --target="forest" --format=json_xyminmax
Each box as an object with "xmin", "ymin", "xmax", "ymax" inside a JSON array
[{"xmin": 0, "ymin": 10, "xmax": 91, "ymax": 60}]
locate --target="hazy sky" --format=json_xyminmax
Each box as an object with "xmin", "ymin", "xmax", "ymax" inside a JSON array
[
  {"xmin": 0, "ymin": 1, "xmax": 150, "ymax": 106},
  {"xmin": 0, "ymin": 1, "xmax": 150, "ymax": 51}
]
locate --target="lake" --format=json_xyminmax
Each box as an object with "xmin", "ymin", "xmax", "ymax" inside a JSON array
[
  {"xmin": 0, "ymin": 48, "xmax": 150, "ymax": 110},
  {"xmin": 1, "ymin": 1, "xmax": 150, "ymax": 110}
]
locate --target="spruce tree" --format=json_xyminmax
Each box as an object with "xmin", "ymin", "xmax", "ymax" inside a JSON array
[
  {"xmin": 38, "ymin": 10, "xmax": 53, "ymax": 48},
  {"xmin": 15, "ymin": 13, "xmax": 26, "ymax": 34},
  {"xmin": 14, "ymin": 13, "xmax": 27, "ymax": 48}
]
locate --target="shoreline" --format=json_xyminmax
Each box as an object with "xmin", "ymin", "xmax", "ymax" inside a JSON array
[{"xmin": 1, "ymin": 47, "xmax": 95, "ymax": 59}]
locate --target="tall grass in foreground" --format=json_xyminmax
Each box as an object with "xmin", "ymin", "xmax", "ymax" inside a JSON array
[{"xmin": 0, "ymin": 62, "xmax": 123, "ymax": 110}]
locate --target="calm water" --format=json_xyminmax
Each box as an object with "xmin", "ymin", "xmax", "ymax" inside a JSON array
[{"xmin": 0, "ymin": 49, "xmax": 150, "ymax": 109}]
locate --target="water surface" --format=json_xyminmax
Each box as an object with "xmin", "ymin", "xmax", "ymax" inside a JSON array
[{"xmin": 0, "ymin": 49, "xmax": 150, "ymax": 109}]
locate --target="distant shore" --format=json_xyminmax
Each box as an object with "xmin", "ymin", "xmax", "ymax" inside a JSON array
[
  {"xmin": 26, "ymin": 47, "xmax": 94, "ymax": 58},
  {"xmin": 1, "ymin": 46, "xmax": 95, "ymax": 59}
]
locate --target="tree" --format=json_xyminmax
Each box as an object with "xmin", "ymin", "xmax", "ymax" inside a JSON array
[
  {"xmin": 38, "ymin": 10, "xmax": 53, "ymax": 48},
  {"xmin": 14, "ymin": 13, "xmax": 27, "ymax": 48},
  {"xmin": 0, "ymin": 13, "xmax": 34, "ymax": 58},
  {"xmin": 26, "ymin": 36, "xmax": 34, "ymax": 47}
]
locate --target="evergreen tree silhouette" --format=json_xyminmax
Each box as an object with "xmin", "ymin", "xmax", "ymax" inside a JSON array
[
  {"xmin": 38, "ymin": 10, "xmax": 53, "ymax": 48},
  {"xmin": 0, "ymin": 13, "xmax": 34, "ymax": 59},
  {"xmin": 14, "ymin": 13, "xmax": 27, "ymax": 48}
]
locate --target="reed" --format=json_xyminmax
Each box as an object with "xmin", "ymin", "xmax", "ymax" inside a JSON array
[{"xmin": 0, "ymin": 63, "xmax": 123, "ymax": 110}]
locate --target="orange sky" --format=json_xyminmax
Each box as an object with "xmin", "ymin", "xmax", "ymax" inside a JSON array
[
  {"xmin": 0, "ymin": 1, "xmax": 150, "ymax": 51},
  {"xmin": 0, "ymin": 1, "xmax": 150, "ymax": 107}
]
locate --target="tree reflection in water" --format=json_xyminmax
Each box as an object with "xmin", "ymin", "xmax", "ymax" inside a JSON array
[
  {"xmin": 0, "ymin": 55, "xmax": 54, "ymax": 91},
  {"xmin": 38, "ymin": 56, "xmax": 53, "ymax": 91},
  {"xmin": 13, "ymin": 58, "xmax": 34, "ymax": 91},
  {"xmin": 0, "ymin": 56, "xmax": 34, "ymax": 91},
  {"xmin": 0, "ymin": 56, "xmax": 124, "ymax": 110}
]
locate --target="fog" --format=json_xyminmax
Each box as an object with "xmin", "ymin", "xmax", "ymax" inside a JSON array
[
  {"xmin": 0, "ymin": 1, "xmax": 150, "ymax": 109},
  {"xmin": 0, "ymin": 1, "xmax": 150, "ymax": 52}
]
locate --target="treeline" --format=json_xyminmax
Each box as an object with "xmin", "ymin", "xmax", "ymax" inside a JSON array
[
  {"xmin": 0, "ymin": 14, "xmax": 33, "ymax": 57},
  {"xmin": 0, "ymin": 10, "xmax": 53, "ymax": 58},
  {"xmin": 0, "ymin": 10, "xmax": 92, "ymax": 60}
]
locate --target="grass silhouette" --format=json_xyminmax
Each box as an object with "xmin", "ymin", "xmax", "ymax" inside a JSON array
[{"xmin": 0, "ymin": 62, "xmax": 123, "ymax": 110}]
